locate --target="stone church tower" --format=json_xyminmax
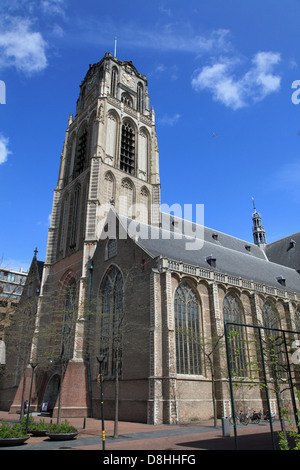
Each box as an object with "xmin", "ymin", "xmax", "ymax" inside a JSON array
[
  {"xmin": 47, "ymin": 51, "xmax": 161, "ymax": 271},
  {"xmin": 11, "ymin": 53, "xmax": 161, "ymax": 417}
]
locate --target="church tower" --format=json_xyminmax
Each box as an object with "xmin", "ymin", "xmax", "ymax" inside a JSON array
[
  {"xmin": 42, "ymin": 52, "xmax": 161, "ymax": 304},
  {"xmin": 251, "ymin": 198, "xmax": 266, "ymax": 249},
  {"xmin": 47, "ymin": 52, "xmax": 161, "ymax": 270},
  {"xmin": 25, "ymin": 53, "xmax": 161, "ymax": 417}
]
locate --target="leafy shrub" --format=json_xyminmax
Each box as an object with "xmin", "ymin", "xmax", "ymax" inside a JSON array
[
  {"xmin": 30, "ymin": 419, "xmax": 50, "ymax": 431},
  {"xmin": 47, "ymin": 420, "xmax": 77, "ymax": 434},
  {"xmin": 20, "ymin": 414, "xmax": 34, "ymax": 428},
  {"xmin": 0, "ymin": 421, "xmax": 28, "ymax": 438},
  {"xmin": 20, "ymin": 415, "xmax": 50, "ymax": 431},
  {"xmin": 278, "ymin": 391, "xmax": 300, "ymax": 450}
]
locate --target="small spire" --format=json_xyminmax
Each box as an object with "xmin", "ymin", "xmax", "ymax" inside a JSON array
[
  {"xmin": 34, "ymin": 248, "xmax": 38, "ymax": 258},
  {"xmin": 251, "ymin": 199, "xmax": 266, "ymax": 249}
]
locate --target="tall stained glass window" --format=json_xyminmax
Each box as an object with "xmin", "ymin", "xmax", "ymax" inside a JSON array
[
  {"xmin": 223, "ymin": 293, "xmax": 247, "ymax": 377},
  {"xmin": 175, "ymin": 283, "xmax": 202, "ymax": 375},
  {"xmin": 100, "ymin": 266, "xmax": 123, "ymax": 377}
]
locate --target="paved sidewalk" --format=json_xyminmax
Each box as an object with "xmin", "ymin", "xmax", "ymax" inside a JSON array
[{"xmin": 0, "ymin": 411, "xmax": 282, "ymax": 451}]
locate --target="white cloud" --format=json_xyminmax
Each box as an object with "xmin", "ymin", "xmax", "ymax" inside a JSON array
[
  {"xmin": 0, "ymin": 134, "xmax": 11, "ymax": 164},
  {"xmin": 158, "ymin": 113, "xmax": 181, "ymax": 126},
  {"xmin": 76, "ymin": 18, "xmax": 231, "ymax": 57},
  {"xmin": 0, "ymin": 17, "xmax": 47, "ymax": 74},
  {"xmin": 159, "ymin": 5, "xmax": 172, "ymax": 17},
  {"xmin": 41, "ymin": 0, "xmax": 66, "ymax": 17},
  {"xmin": 191, "ymin": 51, "xmax": 281, "ymax": 110},
  {"xmin": 0, "ymin": 0, "xmax": 67, "ymax": 17}
]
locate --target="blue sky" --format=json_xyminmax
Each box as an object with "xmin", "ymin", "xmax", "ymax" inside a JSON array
[{"xmin": 0, "ymin": 0, "xmax": 300, "ymax": 271}]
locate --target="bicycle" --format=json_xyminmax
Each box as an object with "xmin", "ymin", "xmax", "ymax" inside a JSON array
[
  {"xmin": 263, "ymin": 409, "xmax": 275, "ymax": 421},
  {"xmin": 239, "ymin": 409, "xmax": 250, "ymax": 425},
  {"xmin": 230, "ymin": 410, "xmax": 250, "ymax": 425},
  {"xmin": 249, "ymin": 409, "xmax": 261, "ymax": 424},
  {"xmin": 229, "ymin": 413, "xmax": 240, "ymax": 425}
]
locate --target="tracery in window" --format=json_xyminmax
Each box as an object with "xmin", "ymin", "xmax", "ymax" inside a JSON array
[
  {"xmin": 58, "ymin": 193, "xmax": 69, "ymax": 257},
  {"xmin": 139, "ymin": 187, "xmax": 149, "ymax": 224},
  {"xmin": 73, "ymin": 126, "xmax": 88, "ymax": 179},
  {"xmin": 103, "ymin": 172, "xmax": 114, "ymax": 205},
  {"xmin": 99, "ymin": 266, "xmax": 123, "ymax": 377},
  {"xmin": 111, "ymin": 67, "xmax": 118, "ymax": 98},
  {"xmin": 262, "ymin": 301, "xmax": 280, "ymax": 331},
  {"xmin": 262, "ymin": 301, "xmax": 284, "ymax": 378},
  {"xmin": 137, "ymin": 83, "xmax": 143, "ymax": 113},
  {"xmin": 69, "ymin": 185, "xmax": 80, "ymax": 251},
  {"xmin": 223, "ymin": 293, "xmax": 248, "ymax": 377},
  {"xmin": 121, "ymin": 93, "xmax": 133, "ymax": 107},
  {"xmin": 120, "ymin": 121, "xmax": 135, "ymax": 174},
  {"xmin": 119, "ymin": 179, "xmax": 134, "ymax": 218},
  {"xmin": 105, "ymin": 113, "xmax": 117, "ymax": 163},
  {"xmin": 138, "ymin": 129, "xmax": 148, "ymax": 180},
  {"xmin": 175, "ymin": 282, "xmax": 202, "ymax": 375}
]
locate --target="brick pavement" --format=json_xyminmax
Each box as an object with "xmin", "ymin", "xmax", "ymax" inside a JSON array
[{"xmin": 0, "ymin": 411, "xmax": 283, "ymax": 451}]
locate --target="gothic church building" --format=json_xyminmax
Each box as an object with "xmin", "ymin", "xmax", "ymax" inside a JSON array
[{"xmin": 6, "ymin": 52, "xmax": 300, "ymax": 424}]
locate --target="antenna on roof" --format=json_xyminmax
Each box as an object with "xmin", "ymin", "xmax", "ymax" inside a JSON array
[{"xmin": 114, "ymin": 37, "xmax": 117, "ymax": 57}]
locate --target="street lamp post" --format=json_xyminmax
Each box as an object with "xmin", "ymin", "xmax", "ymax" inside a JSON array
[
  {"xmin": 25, "ymin": 362, "xmax": 38, "ymax": 433},
  {"xmin": 96, "ymin": 355, "xmax": 105, "ymax": 451}
]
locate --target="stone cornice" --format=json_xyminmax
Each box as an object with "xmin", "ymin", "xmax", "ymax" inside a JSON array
[{"xmin": 158, "ymin": 257, "xmax": 300, "ymax": 302}]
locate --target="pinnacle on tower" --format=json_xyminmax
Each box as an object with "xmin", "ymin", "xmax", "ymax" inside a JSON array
[{"xmin": 251, "ymin": 197, "xmax": 267, "ymax": 249}]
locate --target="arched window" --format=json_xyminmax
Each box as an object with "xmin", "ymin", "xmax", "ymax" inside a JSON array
[
  {"xmin": 73, "ymin": 126, "xmax": 88, "ymax": 179},
  {"xmin": 120, "ymin": 121, "xmax": 135, "ymax": 174},
  {"xmin": 137, "ymin": 83, "xmax": 143, "ymax": 113},
  {"xmin": 262, "ymin": 301, "xmax": 280, "ymax": 331},
  {"xmin": 139, "ymin": 187, "xmax": 149, "ymax": 224},
  {"xmin": 62, "ymin": 278, "xmax": 77, "ymax": 361},
  {"xmin": 223, "ymin": 293, "xmax": 247, "ymax": 377},
  {"xmin": 119, "ymin": 178, "xmax": 134, "ymax": 218},
  {"xmin": 175, "ymin": 282, "xmax": 202, "ymax": 375},
  {"xmin": 100, "ymin": 266, "xmax": 123, "ymax": 377},
  {"xmin": 262, "ymin": 301, "xmax": 283, "ymax": 378},
  {"xmin": 138, "ymin": 129, "xmax": 148, "ymax": 180},
  {"xmin": 111, "ymin": 67, "xmax": 118, "ymax": 98},
  {"xmin": 57, "ymin": 193, "xmax": 69, "ymax": 258},
  {"xmin": 103, "ymin": 172, "xmax": 114, "ymax": 205},
  {"xmin": 105, "ymin": 113, "xmax": 118, "ymax": 163},
  {"xmin": 65, "ymin": 134, "xmax": 76, "ymax": 186},
  {"xmin": 121, "ymin": 93, "xmax": 133, "ymax": 107},
  {"xmin": 69, "ymin": 185, "xmax": 81, "ymax": 251}
]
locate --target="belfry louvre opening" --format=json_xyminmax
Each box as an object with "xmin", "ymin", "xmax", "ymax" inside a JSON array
[{"xmin": 120, "ymin": 122, "xmax": 135, "ymax": 174}]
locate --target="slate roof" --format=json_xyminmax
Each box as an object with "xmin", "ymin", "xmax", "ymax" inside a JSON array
[
  {"xmin": 115, "ymin": 213, "xmax": 300, "ymax": 295},
  {"xmin": 265, "ymin": 232, "xmax": 300, "ymax": 273}
]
